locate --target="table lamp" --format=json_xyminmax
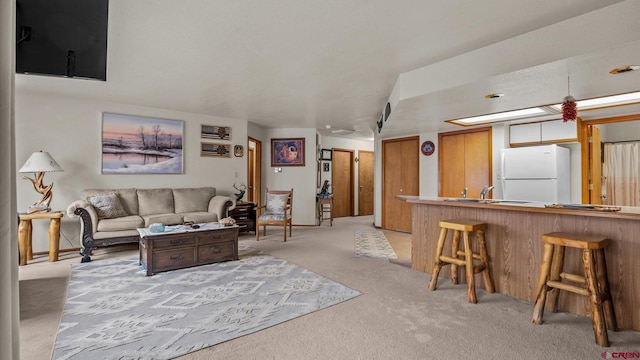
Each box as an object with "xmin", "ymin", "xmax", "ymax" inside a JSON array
[{"xmin": 18, "ymin": 151, "xmax": 64, "ymax": 214}]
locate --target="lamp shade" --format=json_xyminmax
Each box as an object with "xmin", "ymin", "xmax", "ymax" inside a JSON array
[{"xmin": 18, "ymin": 151, "xmax": 64, "ymax": 173}]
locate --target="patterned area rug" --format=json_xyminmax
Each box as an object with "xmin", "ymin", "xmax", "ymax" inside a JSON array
[
  {"xmin": 52, "ymin": 254, "xmax": 360, "ymax": 360},
  {"xmin": 354, "ymin": 230, "xmax": 398, "ymax": 259}
]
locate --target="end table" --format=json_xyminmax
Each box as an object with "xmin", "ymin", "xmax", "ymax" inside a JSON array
[{"xmin": 18, "ymin": 211, "xmax": 64, "ymax": 265}]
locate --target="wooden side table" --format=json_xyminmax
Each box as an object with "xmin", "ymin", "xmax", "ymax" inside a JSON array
[
  {"xmin": 228, "ymin": 202, "xmax": 256, "ymax": 233},
  {"xmin": 317, "ymin": 197, "xmax": 333, "ymax": 226},
  {"xmin": 18, "ymin": 211, "xmax": 64, "ymax": 265}
]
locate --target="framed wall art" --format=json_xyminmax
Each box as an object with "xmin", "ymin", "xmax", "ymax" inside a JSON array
[
  {"xmin": 201, "ymin": 124, "xmax": 231, "ymax": 140},
  {"xmin": 271, "ymin": 138, "xmax": 305, "ymax": 166},
  {"xmin": 201, "ymin": 142, "xmax": 231, "ymax": 158},
  {"xmin": 321, "ymin": 148, "xmax": 332, "ymax": 161},
  {"xmin": 101, "ymin": 113, "xmax": 184, "ymax": 174}
]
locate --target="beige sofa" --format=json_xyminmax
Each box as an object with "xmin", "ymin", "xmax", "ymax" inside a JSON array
[{"xmin": 67, "ymin": 187, "xmax": 235, "ymax": 262}]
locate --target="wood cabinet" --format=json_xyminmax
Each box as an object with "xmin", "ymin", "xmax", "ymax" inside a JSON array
[
  {"xmin": 439, "ymin": 127, "xmax": 491, "ymax": 199},
  {"xmin": 510, "ymin": 120, "xmax": 577, "ymax": 146},
  {"xmin": 228, "ymin": 202, "xmax": 256, "ymax": 233},
  {"xmin": 139, "ymin": 226, "xmax": 239, "ymax": 276}
]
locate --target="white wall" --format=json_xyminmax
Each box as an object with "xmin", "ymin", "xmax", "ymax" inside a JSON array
[
  {"xmin": 318, "ymin": 135, "xmax": 374, "ymax": 216},
  {"xmin": 259, "ymin": 127, "xmax": 318, "ymax": 226},
  {"xmin": 15, "ymin": 92, "xmax": 249, "ymax": 251},
  {"xmin": 1, "ymin": 0, "xmax": 20, "ymax": 357}
]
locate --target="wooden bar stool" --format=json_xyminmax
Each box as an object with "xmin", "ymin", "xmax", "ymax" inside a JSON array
[
  {"xmin": 428, "ymin": 219, "xmax": 495, "ymax": 303},
  {"xmin": 531, "ymin": 232, "xmax": 617, "ymax": 347}
]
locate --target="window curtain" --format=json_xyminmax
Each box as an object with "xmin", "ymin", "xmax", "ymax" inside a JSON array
[{"xmin": 602, "ymin": 142, "xmax": 640, "ymax": 206}]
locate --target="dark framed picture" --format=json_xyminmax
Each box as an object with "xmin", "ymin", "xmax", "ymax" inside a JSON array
[
  {"xmin": 323, "ymin": 162, "xmax": 330, "ymax": 172},
  {"xmin": 271, "ymin": 138, "xmax": 305, "ymax": 166},
  {"xmin": 321, "ymin": 148, "xmax": 332, "ymax": 161}
]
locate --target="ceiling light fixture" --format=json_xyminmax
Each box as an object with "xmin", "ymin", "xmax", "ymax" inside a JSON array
[
  {"xmin": 609, "ymin": 65, "xmax": 640, "ymax": 74},
  {"xmin": 550, "ymin": 90, "xmax": 640, "ymax": 111},
  {"xmin": 448, "ymin": 107, "xmax": 547, "ymax": 126},
  {"xmin": 485, "ymin": 93, "xmax": 504, "ymax": 99}
]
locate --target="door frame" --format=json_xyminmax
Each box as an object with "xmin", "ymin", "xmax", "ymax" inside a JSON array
[
  {"xmin": 331, "ymin": 148, "xmax": 355, "ymax": 217},
  {"xmin": 579, "ymin": 114, "xmax": 640, "ymax": 203},
  {"xmin": 248, "ymin": 137, "xmax": 262, "ymax": 206}
]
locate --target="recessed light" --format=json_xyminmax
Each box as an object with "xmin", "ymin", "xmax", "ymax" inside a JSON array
[
  {"xmin": 325, "ymin": 125, "xmax": 331, "ymax": 129},
  {"xmin": 485, "ymin": 93, "xmax": 504, "ymax": 99},
  {"xmin": 610, "ymin": 65, "xmax": 640, "ymax": 74}
]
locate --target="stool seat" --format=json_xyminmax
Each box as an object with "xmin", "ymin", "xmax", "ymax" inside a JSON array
[
  {"xmin": 428, "ymin": 219, "xmax": 494, "ymax": 304},
  {"xmin": 532, "ymin": 232, "xmax": 617, "ymax": 347}
]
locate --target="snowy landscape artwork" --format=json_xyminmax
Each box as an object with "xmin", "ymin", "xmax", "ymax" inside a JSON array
[{"xmin": 102, "ymin": 113, "xmax": 184, "ymax": 174}]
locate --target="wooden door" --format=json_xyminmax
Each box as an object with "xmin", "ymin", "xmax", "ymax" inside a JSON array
[
  {"xmin": 382, "ymin": 136, "xmax": 419, "ymax": 232},
  {"xmin": 439, "ymin": 127, "xmax": 491, "ymax": 198},
  {"xmin": 331, "ymin": 149, "xmax": 354, "ymax": 217},
  {"xmin": 588, "ymin": 125, "xmax": 603, "ymax": 204},
  {"xmin": 358, "ymin": 150, "xmax": 374, "ymax": 215}
]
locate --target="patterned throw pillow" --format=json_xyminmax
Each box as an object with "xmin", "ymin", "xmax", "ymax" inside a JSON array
[
  {"xmin": 265, "ymin": 193, "xmax": 289, "ymax": 214},
  {"xmin": 87, "ymin": 193, "xmax": 129, "ymax": 219}
]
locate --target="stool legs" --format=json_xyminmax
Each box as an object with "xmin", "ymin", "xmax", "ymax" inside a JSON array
[
  {"xmin": 583, "ymin": 249, "xmax": 609, "ymax": 347},
  {"xmin": 463, "ymin": 230, "xmax": 476, "ymax": 304},
  {"xmin": 428, "ymin": 227, "xmax": 448, "ymax": 291},
  {"xmin": 477, "ymin": 229, "xmax": 495, "ymax": 293},
  {"xmin": 450, "ymin": 230, "xmax": 461, "ymax": 285},
  {"xmin": 532, "ymin": 243, "xmax": 554, "ymax": 325},
  {"xmin": 595, "ymin": 249, "xmax": 618, "ymax": 332},
  {"xmin": 546, "ymin": 245, "xmax": 565, "ymax": 313}
]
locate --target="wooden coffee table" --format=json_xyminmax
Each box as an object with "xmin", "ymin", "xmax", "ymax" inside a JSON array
[{"xmin": 138, "ymin": 224, "xmax": 239, "ymax": 276}]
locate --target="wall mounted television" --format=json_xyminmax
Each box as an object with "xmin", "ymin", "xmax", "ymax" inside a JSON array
[{"xmin": 16, "ymin": 0, "xmax": 109, "ymax": 81}]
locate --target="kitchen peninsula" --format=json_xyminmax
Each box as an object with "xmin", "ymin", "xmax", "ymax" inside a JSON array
[{"xmin": 398, "ymin": 196, "xmax": 640, "ymax": 331}]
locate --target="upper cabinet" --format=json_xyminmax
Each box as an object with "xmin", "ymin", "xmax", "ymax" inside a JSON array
[{"xmin": 510, "ymin": 119, "xmax": 577, "ymax": 146}]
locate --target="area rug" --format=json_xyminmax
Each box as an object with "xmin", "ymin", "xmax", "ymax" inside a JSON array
[
  {"xmin": 354, "ymin": 230, "xmax": 398, "ymax": 259},
  {"xmin": 51, "ymin": 254, "xmax": 360, "ymax": 360}
]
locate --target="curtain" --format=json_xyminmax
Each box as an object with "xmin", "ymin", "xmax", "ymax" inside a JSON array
[{"xmin": 602, "ymin": 142, "xmax": 640, "ymax": 206}]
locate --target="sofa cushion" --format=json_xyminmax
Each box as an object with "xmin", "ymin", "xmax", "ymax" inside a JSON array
[
  {"xmin": 96, "ymin": 215, "xmax": 144, "ymax": 232},
  {"xmin": 82, "ymin": 188, "xmax": 138, "ymax": 215},
  {"xmin": 173, "ymin": 187, "xmax": 215, "ymax": 213},
  {"xmin": 143, "ymin": 213, "xmax": 184, "ymax": 227},
  {"xmin": 137, "ymin": 188, "xmax": 174, "ymax": 216},
  {"xmin": 86, "ymin": 193, "xmax": 128, "ymax": 219},
  {"xmin": 181, "ymin": 212, "xmax": 218, "ymax": 224}
]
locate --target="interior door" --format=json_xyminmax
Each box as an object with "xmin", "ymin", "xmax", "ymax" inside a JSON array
[
  {"xmin": 357, "ymin": 150, "xmax": 374, "ymax": 216},
  {"xmin": 331, "ymin": 149, "xmax": 354, "ymax": 217},
  {"xmin": 382, "ymin": 137, "xmax": 419, "ymax": 232},
  {"xmin": 588, "ymin": 125, "xmax": 603, "ymax": 204},
  {"xmin": 439, "ymin": 133, "xmax": 466, "ymax": 197}
]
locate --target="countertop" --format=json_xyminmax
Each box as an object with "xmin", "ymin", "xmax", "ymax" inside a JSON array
[{"xmin": 396, "ymin": 195, "xmax": 640, "ymax": 221}]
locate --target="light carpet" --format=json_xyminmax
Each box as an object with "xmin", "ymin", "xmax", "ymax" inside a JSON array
[
  {"xmin": 51, "ymin": 254, "xmax": 360, "ymax": 360},
  {"xmin": 354, "ymin": 229, "xmax": 398, "ymax": 259}
]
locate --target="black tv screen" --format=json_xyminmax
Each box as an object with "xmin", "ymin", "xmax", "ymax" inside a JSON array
[{"xmin": 16, "ymin": 0, "xmax": 109, "ymax": 81}]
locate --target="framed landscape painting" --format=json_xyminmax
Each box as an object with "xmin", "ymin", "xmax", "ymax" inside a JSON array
[
  {"xmin": 101, "ymin": 113, "xmax": 184, "ymax": 174},
  {"xmin": 271, "ymin": 138, "xmax": 305, "ymax": 166}
]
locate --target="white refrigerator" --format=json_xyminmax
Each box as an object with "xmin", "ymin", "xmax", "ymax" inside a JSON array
[{"xmin": 500, "ymin": 144, "xmax": 570, "ymax": 203}]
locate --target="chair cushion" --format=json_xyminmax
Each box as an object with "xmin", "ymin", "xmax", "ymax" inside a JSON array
[
  {"xmin": 265, "ymin": 193, "xmax": 288, "ymax": 213},
  {"xmin": 258, "ymin": 213, "xmax": 287, "ymax": 221},
  {"xmin": 86, "ymin": 193, "xmax": 128, "ymax": 219}
]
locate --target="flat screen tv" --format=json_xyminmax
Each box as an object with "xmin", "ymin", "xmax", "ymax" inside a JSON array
[{"xmin": 16, "ymin": 0, "xmax": 109, "ymax": 81}]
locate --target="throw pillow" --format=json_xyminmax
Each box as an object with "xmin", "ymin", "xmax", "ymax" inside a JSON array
[
  {"xmin": 265, "ymin": 193, "xmax": 289, "ymax": 214},
  {"xmin": 87, "ymin": 193, "xmax": 129, "ymax": 219}
]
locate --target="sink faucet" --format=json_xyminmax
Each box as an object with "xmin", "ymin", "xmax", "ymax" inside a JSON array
[
  {"xmin": 480, "ymin": 185, "xmax": 494, "ymax": 200},
  {"xmin": 461, "ymin": 188, "xmax": 467, "ymax": 198}
]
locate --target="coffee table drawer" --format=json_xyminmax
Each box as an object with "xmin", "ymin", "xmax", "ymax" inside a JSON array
[
  {"xmin": 197, "ymin": 228, "xmax": 235, "ymax": 244},
  {"xmin": 197, "ymin": 241, "xmax": 235, "ymax": 263},
  {"xmin": 153, "ymin": 248, "xmax": 195, "ymax": 270},
  {"xmin": 153, "ymin": 234, "xmax": 196, "ymax": 249}
]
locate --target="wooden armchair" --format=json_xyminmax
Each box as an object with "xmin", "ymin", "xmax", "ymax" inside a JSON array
[{"xmin": 256, "ymin": 188, "xmax": 293, "ymax": 241}]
